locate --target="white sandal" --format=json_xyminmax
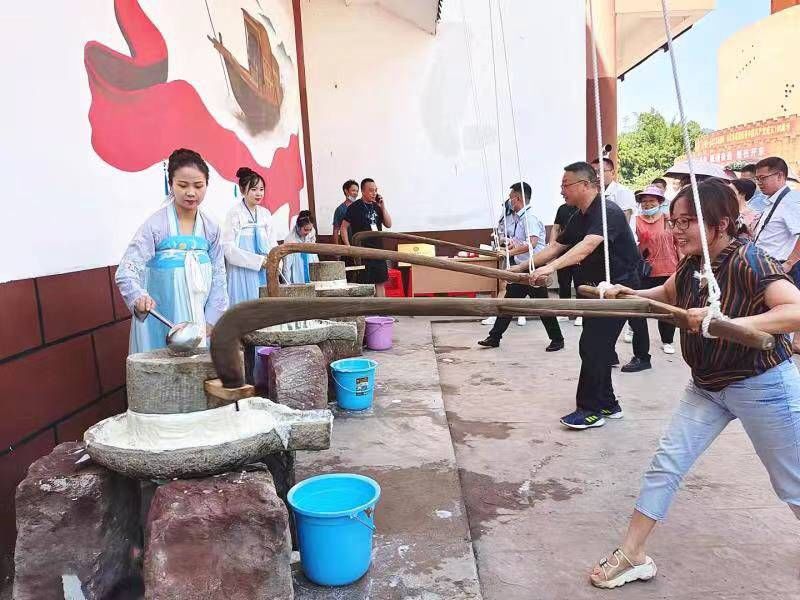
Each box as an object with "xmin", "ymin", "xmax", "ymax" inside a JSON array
[{"xmin": 590, "ymin": 548, "xmax": 657, "ymax": 589}]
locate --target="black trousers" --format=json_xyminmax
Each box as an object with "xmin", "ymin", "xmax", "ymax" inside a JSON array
[
  {"xmin": 488, "ymin": 283, "xmax": 563, "ymax": 342},
  {"xmin": 557, "ymin": 266, "xmax": 577, "ymax": 299},
  {"xmin": 638, "ymin": 275, "xmax": 676, "ymax": 344},
  {"xmin": 577, "ymin": 316, "xmax": 626, "ymax": 413}
]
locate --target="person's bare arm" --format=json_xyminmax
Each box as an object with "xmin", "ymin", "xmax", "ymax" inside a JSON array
[
  {"xmin": 340, "ymin": 220, "xmax": 351, "ymax": 246},
  {"xmin": 549, "ymin": 224, "xmax": 562, "ymax": 246},
  {"xmin": 510, "ymin": 242, "xmax": 566, "ymax": 273},
  {"xmin": 732, "ymin": 279, "xmax": 800, "ymax": 333},
  {"xmin": 377, "ymin": 199, "xmax": 392, "ymax": 228}
]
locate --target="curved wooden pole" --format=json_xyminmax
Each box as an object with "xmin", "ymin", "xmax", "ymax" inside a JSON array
[
  {"xmin": 578, "ymin": 285, "xmax": 775, "ymax": 351},
  {"xmin": 351, "ymin": 231, "xmax": 500, "ymax": 259},
  {"xmin": 266, "ymin": 242, "xmax": 524, "ymax": 297},
  {"xmin": 211, "ymin": 297, "xmax": 666, "ymax": 388}
]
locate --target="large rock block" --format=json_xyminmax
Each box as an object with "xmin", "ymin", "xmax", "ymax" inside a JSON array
[
  {"xmin": 259, "ymin": 282, "xmax": 316, "ymax": 298},
  {"xmin": 332, "ymin": 315, "xmax": 366, "ymax": 349},
  {"xmin": 268, "ymin": 345, "xmax": 328, "ymax": 410},
  {"xmin": 127, "ymin": 349, "xmax": 218, "ymax": 414},
  {"xmin": 144, "ymin": 470, "xmax": 292, "ymax": 600},
  {"xmin": 13, "ymin": 442, "xmax": 141, "ymax": 600}
]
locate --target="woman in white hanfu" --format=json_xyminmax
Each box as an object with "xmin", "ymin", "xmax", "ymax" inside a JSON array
[
  {"xmin": 222, "ymin": 167, "xmax": 277, "ymax": 306},
  {"xmin": 281, "ymin": 211, "xmax": 319, "ymax": 284},
  {"xmin": 115, "ymin": 148, "xmax": 228, "ymax": 354}
]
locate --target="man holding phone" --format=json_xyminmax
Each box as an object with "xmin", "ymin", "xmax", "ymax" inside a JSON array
[{"xmin": 340, "ymin": 178, "xmax": 393, "ymax": 296}]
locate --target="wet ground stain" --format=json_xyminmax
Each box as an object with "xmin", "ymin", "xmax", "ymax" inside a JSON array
[
  {"xmin": 446, "ymin": 411, "xmax": 515, "ymax": 446},
  {"xmin": 435, "ymin": 345, "xmax": 472, "ymax": 354},
  {"xmin": 457, "ymin": 469, "xmax": 585, "ymax": 540}
]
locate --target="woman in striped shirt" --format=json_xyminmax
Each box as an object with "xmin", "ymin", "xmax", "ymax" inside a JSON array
[{"xmin": 589, "ymin": 179, "xmax": 800, "ymax": 589}]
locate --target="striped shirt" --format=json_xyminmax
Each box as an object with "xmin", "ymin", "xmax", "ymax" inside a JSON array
[{"xmin": 675, "ymin": 238, "xmax": 792, "ymax": 391}]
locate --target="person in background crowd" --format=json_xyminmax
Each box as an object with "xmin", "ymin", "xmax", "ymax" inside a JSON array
[
  {"xmin": 589, "ymin": 179, "xmax": 800, "ymax": 589},
  {"xmin": 525, "ymin": 162, "xmax": 642, "ymax": 430},
  {"xmin": 752, "ymin": 156, "xmax": 800, "ymax": 352},
  {"xmin": 740, "ymin": 163, "xmax": 769, "ymax": 214},
  {"xmin": 729, "ymin": 178, "xmax": 759, "ymax": 233},
  {"xmin": 281, "ymin": 210, "xmax": 319, "ymax": 284},
  {"xmin": 340, "ymin": 178, "xmax": 393, "ymax": 296},
  {"xmin": 116, "ymin": 148, "xmax": 228, "ymax": 354},
  {"xmin": 478, "ymin": 182, "xmax": 565, "ymax": 352},
  {"xmin": 550, "ymin": 198, "xmax": 580, "ymax": 325},
  {"xmin": 222, "ymin": 167, "xmax": 277, "ymax": 306},
  {"xmin": 651, "ymin": 177, "xmax": 671, "ymax": 214},
  {"xmin": 483, "ymin": 199, "xmax": 518, "ymax": 326},
  {"xmin": 591, "ymin": 158, "xmax": 636, "ymax": 222},
  {"xmin": 630, "ymin": 185, "xmax": 679, "ymax": 357},
  {"xmin": 333, "ymin": 179, "xmax": 359, "ymax": 244},
  {"xmin": 592, "ymin": 158, "xmax": 636, "ymax": 346}
]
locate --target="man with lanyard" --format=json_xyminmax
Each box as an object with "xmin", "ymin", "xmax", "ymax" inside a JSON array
[
  {"xmin": 752, "ymin": 156, "xmax": 800, "ymax": 352},
  {"xmin": 340, "ymin": 178, "xmax": 393, "ymax": 296},
  {"xmin": 477, "ymin": 182, "xmax": 565, "ymax": 352},
  {"xmin": 525, "ymin": 162, "xmax": 641, "ymax": 430}
]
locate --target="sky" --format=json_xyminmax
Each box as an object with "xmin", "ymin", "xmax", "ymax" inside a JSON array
[{"xmin": 618, "ymin": 0, "xmax": 770, "ymax": 132}]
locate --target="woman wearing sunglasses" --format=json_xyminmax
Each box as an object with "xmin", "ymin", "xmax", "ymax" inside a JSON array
[{"xmin": 589, "ymin": 179, "xmax": 800, "ymax": 589}]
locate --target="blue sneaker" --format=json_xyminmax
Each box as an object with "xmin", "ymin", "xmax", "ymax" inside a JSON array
[
  {"xmin": 560, "ymin": 410, "xmax": 606, "ymax": 430},
  {"xmin": 600, "ymin": 405, "xmax": 624, "ymax": 420}
]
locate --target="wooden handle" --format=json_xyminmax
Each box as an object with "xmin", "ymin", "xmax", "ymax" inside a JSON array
[
  {"xmin": 578, "ymin": 285, "xmax": 775, "ymax": 351},
  {"xmin": 265, "ymin": 243, "xmax": 525, "ymax": 297}
]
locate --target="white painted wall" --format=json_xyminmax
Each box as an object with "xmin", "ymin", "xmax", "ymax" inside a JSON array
[
  {"xmin": 302, "ymin": 0, "xmax": 586, "ymax": 235},
  {"xmin": 0, "ymin": 0, "xmax": 304, "ymax": 282}
]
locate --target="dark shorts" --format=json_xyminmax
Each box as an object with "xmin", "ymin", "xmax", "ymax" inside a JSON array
[{"xmin": 360, "ymin": 258, "xmax": 389, "ymax": 284}]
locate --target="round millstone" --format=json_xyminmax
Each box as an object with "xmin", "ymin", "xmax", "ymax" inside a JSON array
[{"xmin": 126, "ymin": 349, "xmax": 218, "ymax": 414}]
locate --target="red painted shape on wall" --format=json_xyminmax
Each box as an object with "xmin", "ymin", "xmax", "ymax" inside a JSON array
[{"xmin": 83, "ymin": 0, "xmax": 304, "ymax": 215}]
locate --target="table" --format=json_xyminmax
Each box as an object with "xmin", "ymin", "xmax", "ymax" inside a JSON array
[{"xmin": 400, "ymin": 256, "xmax": 502, "ymax": 297}]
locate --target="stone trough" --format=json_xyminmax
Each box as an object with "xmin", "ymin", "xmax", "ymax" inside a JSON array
[{"xmin": 84, "ymin": 398, "xmax": 332, "ymax": 479}]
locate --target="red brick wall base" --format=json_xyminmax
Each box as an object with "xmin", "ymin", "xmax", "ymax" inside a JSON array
[{"xmin": 0, "ymin": 266, "xmax": 131, "ymax": 585}]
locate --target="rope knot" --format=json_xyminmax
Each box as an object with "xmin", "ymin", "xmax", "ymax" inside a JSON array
[{"xmin": 694, "ymin": 267, "xmax": 725, "ymax": 338}]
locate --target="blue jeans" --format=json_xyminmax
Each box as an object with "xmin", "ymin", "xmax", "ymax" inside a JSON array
[{"xmin": 636, "ymin": 360, "xmax": 800, "ymax": 521}]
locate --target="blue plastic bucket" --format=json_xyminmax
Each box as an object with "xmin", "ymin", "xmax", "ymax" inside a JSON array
[
  {"xmin": 330, "ymin": 358, "xmax": 377, "ymax": 411},
  {"xmin": 288, "ymin": 474, "xmax": 381, "ymax": 586}
]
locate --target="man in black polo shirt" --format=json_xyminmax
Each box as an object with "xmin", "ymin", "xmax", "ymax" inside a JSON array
[
  {"xmin": 340, "ymin": 178, "xmax": 393, "ymax": 296},
  {"xmin": 521, "ymin": 161, "xmax": 641, "ymax": 430}
]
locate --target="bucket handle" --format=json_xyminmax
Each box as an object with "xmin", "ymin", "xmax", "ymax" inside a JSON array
[{"xmin": 349, "ymin": 507, "xmax": 376, "ymax": 531}]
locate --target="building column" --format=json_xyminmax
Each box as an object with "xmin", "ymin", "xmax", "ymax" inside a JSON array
[{"xmin": 585, "ymin": 0, "xmax": 617, "ymax": 161}]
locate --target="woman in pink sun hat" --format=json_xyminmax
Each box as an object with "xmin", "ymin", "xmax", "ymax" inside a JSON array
[{"xmin": 633, "ymin": 185, "xmax": 680, "ymax": 355}]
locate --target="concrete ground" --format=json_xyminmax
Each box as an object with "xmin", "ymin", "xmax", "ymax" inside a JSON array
[
  {"xmin": 434, "ymin": 317, "xmax": 800, "ymax": 600},
  {"xmin": 294, "ymin": 317, "xmax": 483, "ymax": 599},
  {"xmin": 296, "ymin": 315, "xmax": 800, "ymax": 599}
]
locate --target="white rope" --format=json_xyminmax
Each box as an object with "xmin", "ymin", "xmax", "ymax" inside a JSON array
[
  {"xmin": 459, "ymin": 0, "xmax": 501, "ymax": 253},
  {"xmin": 488, "ymin": 0, "xmax": 511, "ymax": 268},
  {"xmin": 497, "ymin": 0, "xmax": 535, "ymax": 271},
  {"xmin": 587, "ymin": 0, "xmax": 612, "ymax": 293},
  {"xmin": 659, "ymin": 0, "xmax": 725, "ymax": 336}
]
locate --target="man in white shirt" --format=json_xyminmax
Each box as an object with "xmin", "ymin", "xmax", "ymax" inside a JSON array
[
  {"xmin": 753, "ymin": 156, "xmax": 800, "ymax": 352},
  {"xmin": 591, "ymin": 158, "xmax": 636, "ymax": 222}
]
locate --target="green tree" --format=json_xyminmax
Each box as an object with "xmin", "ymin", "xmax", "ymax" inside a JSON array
[{"xmin": 617, "ymin": 109, "xmax": 703, "ymax": 190}]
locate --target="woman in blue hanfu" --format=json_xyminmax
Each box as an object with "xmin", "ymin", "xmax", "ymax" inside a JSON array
[
  {"xmin": 281, "ymin": 211, "xmax": 319, "ymax": 284},
  {"xmin": 116, "ymin": 148, "xmax": 228, "ymax": 354},
  {"xmin": 222, "ymin": 167, "xmax": 277, "ymax": 306}
]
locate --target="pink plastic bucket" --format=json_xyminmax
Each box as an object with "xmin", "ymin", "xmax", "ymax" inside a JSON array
[{"xmin": 364, "ymin": 317, "xmax": 394, "ymax": 351}]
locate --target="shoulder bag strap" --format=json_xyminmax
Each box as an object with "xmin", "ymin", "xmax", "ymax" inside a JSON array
[{"xmin": 754, "ymin": 187, "xmax": 791, "ymax": 243}]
